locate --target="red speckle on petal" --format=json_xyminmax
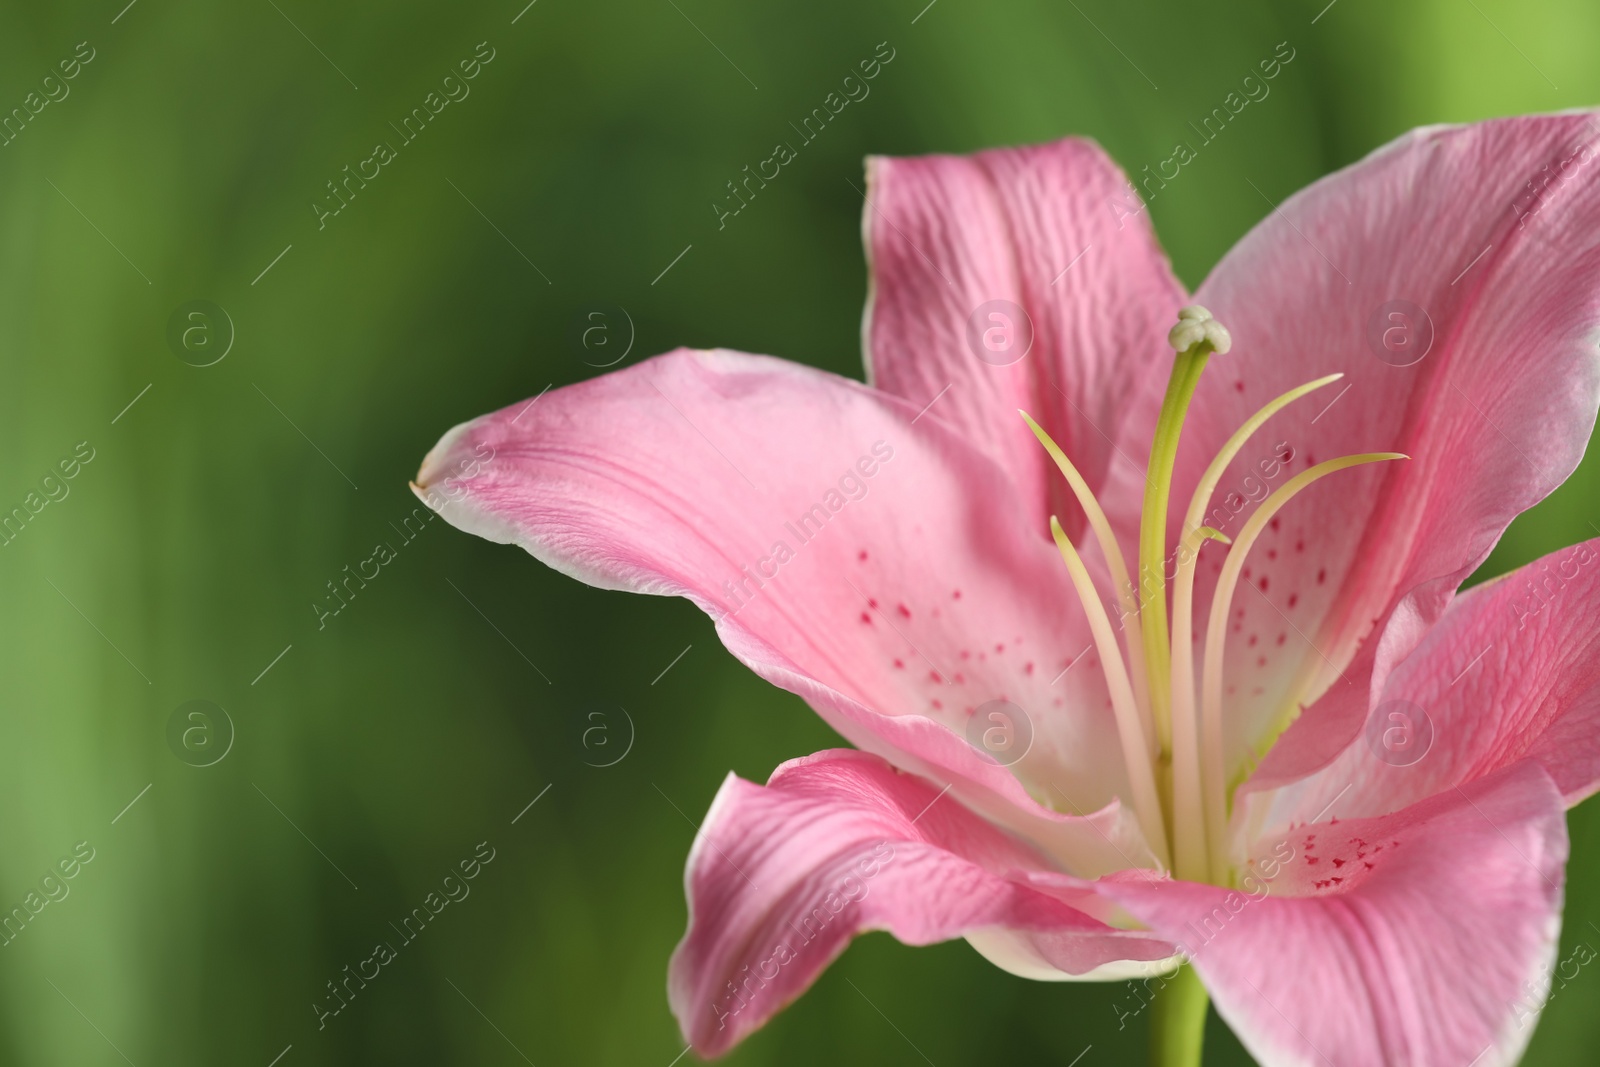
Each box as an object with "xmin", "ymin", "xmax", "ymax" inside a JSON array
[
  {"xmin": 952, "ymin": 589, "xmax": 962, "ymax": 600},
  {"xmin": 995, "ymin": 643, "xmax": 1005, "ymax": 653},
  {"xmin": 1024, "ymin": 662, "xmax": 1035, "ymax": 675},
  {"xmin": 1287, "ymin": 593, "xmax": 1299, "ymax": 609},
  {"xmin": 860, "ymin": 612, "xmax": 872, "ymax": 624},
  {"xmin": 1332, "ymin": 858, "xmax": 1345, "ymax": 868},
  {"xmin": 928, "ymin": 670, "xmax": 942, "ymax": 683},
  {"xmin": 1306, "ymin": 856, "xmax": 1319, "ymax": 865},
  {"xmin": 1256, "ymin": 656, "xmax": 1267, "ymax": 668},
  {"xmin": 1267, "ymin": 548, "xmax": 1278, "ymax": 561},
  {"xmin": 1248, "ymin": 634, "xmax": 1259, "ymax": 647},
  {"xmin": 1317, "ymin": 568, "xmax": 1327, "ymax": 585},
  {"xmin": 858, "ymin": 550, "xmax": 869, "ymax": 561},
  {"xmin": 1235, "ymin": 380, "xmax": 1245, "ymax": 393},
  {"xmin": 1295, "ymin": 539, "xmax": 1305, "ymax": 552},
  {"xmin": 959, "ymin": 649, "xmax": 971, "ymax": 660},
  {"xmin": 1276, "ymin": 632, "xmax": 1287, "ymax": 646},
  {"xmin": 1258, "ymin": 576, "xmax": 1270, "ymax": 592},
  {"xmin": 868, "ymin": 598, "xmax": 878, "ymax": 609},
  {"xmin": 1270, "ymin": 517, "xmax": 1281, "ymax": 532},
  {"xmin": 931, "ymin": 699, "xmax": 943, "ymax": 710},
  {"xmin": 893, "ymin": 659, "xmax": 905, "ymax": 669},
  {"xmin": 897, "ymin": 603, "xmax": 912, "ymax": 619}
]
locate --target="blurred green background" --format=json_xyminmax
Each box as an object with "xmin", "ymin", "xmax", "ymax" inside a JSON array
[{"xmin": 0, "ymin": 0, "xmax": 1597, "ymax": 1064}]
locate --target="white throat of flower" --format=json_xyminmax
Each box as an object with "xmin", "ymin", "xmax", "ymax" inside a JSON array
[{"xmin": 1022, "ymin": 306, "xmax": 1405, "ymax": 885}]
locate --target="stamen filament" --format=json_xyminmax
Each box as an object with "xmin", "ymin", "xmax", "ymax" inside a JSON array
[
  {"xmin": 1167, "ymin": 373, "xmax": 1343, "ymax": 882},
  {"xmin": 1021, "ymin": 411, "xmax": 1154, "ymax": 750},
  {"xmin": 1167, "ymin": 524, "xmax": 1219, "ymax": 882},
  {"xmin": 1198, "ymin": 452, "xmax": 1407, "ymax": 882},
  {"xmin": 1049, "ymin": 516, "xmax": 1171, "ymax": 869}
]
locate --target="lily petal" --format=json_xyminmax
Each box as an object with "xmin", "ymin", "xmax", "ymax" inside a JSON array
[
  {"xmin": 1102, "ymin": 762, "xmax": 1568, "ymax": 1067},
  {"xmin": 416, "ymin": 348, "xmax": 1156, "ymax": 871},
  {"xmin": 1255, "ymin": 537, "xmax": 1600, "ymax": 832},
  {"xmin": 1136, "ymin": 111, "xmax": 1600, "ymax": 783},
  {"xmin": 667, "ymin": 749, "xmax": 1177, "ymax": 1057},
  {"xmin": 862, "ymin": 138, "xmax": 1186, "ymax": 539}
]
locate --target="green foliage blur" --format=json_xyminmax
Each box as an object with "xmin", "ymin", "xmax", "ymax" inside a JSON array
[{"xmin": 0, "ymin": 0, "xmax": 1596, "ymax": 1063}]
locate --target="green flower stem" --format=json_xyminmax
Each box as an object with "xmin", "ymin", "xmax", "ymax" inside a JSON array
[{"xmin": 1149, "ymin": 964, "xmax": 1208, "ymax": 1067}]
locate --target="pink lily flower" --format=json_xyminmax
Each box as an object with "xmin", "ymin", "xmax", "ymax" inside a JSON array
[{"xmin": 415, "ymin": 111, "xmax": 1600, "ymax": 1066}]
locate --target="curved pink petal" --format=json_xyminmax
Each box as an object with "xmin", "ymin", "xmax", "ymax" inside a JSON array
[
  {"xmin": 1103, "ymin": 762, "xmax": 1568, "ymax": 1067},
  {"xmin": 1253, "ymin": 538, "xmax": 1600, "ymax": 832},
  {"xmin": 863, "ymin": 137, "xmax": 1186, "ymax": 539},
  {"xmin": 668, "ymin": 749, "xmax": 1177, "ymax": 1057},
  {"xmin": 415, "ymin": 348, "xmax": 1155, "ymax": 871},
  {"xmin": 1123, "ymin": 112, "xmax": 1600, "ymax": 784}
]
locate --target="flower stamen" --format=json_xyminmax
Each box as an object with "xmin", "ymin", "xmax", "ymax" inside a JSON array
[
  {"xmin": 1048, "ymin": 515, "xmax": 1171, "ymax": 868},
  {"xmin": 1198, "ymin": 452, "xmax": 1406, "ymax": 881},
  {"xmin": 1021, "ymin": 411, "xmax": 1154, "ymax": 750},
  {"xmin": 1026, "ymin": 306, "xmax": 1402, "ymax": 887},
  {"xmin": 1168, "ymin": 373, "xmax": 1344, "ymax": 881}
]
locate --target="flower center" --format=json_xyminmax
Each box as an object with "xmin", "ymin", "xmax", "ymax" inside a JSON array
[{"xmin": 1022, "ymin": 307, "xmax": 1404, "ymax": 885}]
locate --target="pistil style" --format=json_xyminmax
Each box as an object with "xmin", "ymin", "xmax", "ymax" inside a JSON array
[{"xmin": 1139, "ymin": 308, "xmax": 1231, "ymax": 761}]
